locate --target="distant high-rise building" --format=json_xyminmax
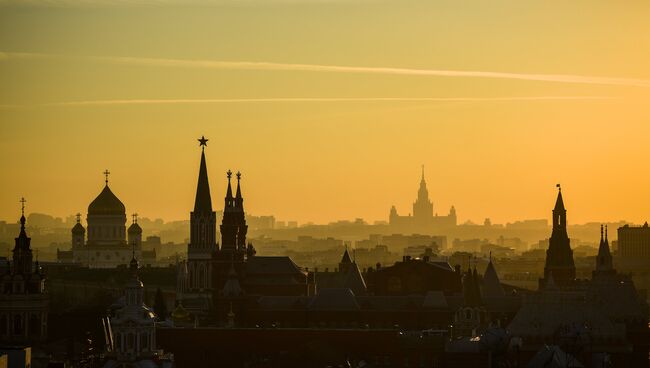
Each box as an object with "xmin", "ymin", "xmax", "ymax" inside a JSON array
[
  {"xmin": 539, "ymin": 186, "xmax": 576, "ymax": 289},
  {"xmin": 618, "ymin": 222, "xmax": 650, "ymax": 259},
  {"xmin": 389, "ymin": 167, "xmax": 456, "ymax": 231}
]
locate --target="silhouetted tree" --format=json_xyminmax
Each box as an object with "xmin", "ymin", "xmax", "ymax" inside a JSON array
[{"xmin": 153, "ymin": 288, "xmax": 167, "ymax": 320}]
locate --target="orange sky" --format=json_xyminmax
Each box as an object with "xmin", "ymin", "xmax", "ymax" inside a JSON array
[{"xmin": 1, "ymin": 1, "xmax": 650, "ymax": 225}]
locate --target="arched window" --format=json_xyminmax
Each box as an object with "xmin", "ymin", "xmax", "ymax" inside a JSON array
[{"xmin": 465, "ymin": 309, "xmax": 472, "ymax": 320}]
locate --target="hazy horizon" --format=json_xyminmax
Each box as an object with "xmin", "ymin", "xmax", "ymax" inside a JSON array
[{"xmin": 2, "ymin": 1, "xmax": 650, "ymax": 225}]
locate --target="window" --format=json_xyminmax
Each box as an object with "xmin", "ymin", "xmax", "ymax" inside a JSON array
[
  {"xmin": 140, "ymin": 333, "xmax": 149, "ymax": 350},
  {"xmin": 13, "ymin": 315, "xmax": 22, "ymax": 335},
  {"xmin": 0, "ymin": 315, "xmax": 6, "ymax": 335},
  {"xmin": 30, "ymin": 314, "xmax": 39, "ymax": 336},
  {"xmin": 127, "ymin": 333, "xmax": 134, "ymax": 350}
]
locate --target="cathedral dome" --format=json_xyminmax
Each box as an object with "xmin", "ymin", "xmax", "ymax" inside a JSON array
[{"xmin": 88, "ymin": 185, "xmax": 125, "ymax": 216}]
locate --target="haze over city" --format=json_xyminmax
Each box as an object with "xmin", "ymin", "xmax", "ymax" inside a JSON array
[
  {"xmin": 2, "ymin": 2, "xmax": 650, "ymax": 367},
  {"xmin": 2, "ymin": 1, "xmax": 650, "ymax": 225}
]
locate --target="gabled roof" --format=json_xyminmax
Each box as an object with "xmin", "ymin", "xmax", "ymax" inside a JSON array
[
  {"xmin": 308, "ymin": 288, "xmax": 360, "ymax": 311},
  {"xmin": 340, "ymin": 248, "xmax": 352, "ymax": 264},
  {"xmin": 482, "ymin": 259, "xmax": 505, "ymax": 297},
  {"xmin": 342, "ymin": 263, "xmax": 367, "ymax": 296},
  {"xmin": 245, "ymin": 256, "xmax": 304, "ymax": 275},
  {"xmin": 527, "ymin": 345, "xmax": 583, "ymax": 368}
]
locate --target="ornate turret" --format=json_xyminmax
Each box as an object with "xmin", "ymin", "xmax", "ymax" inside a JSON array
[
  {"xmin": 595, "ymin": 224, "xmax": 613, "ymax": 273},
  {"xmin": 71, "ymin": 213, "xmax": 85, "ymax": 248},
  {"xmin": 12, "ymin": 198, "xmax": 33, "ymax": 275},
  {"xmin": 483, "ymin": 253, "xmax": 505, "ymax": 297},
  {"xmin": 2, "ymin": 198, "xmax": 49, "ymax": 344},
  {"xmin": 455, "ymin": 258, "xmax": 487, "ymax": 338},
  {"xmin": 220, "ymin": 170, "xmax": 248, "ymax": 254},
  {"xmin": 541, "ymin": 185, "xmax": 575, "ymax": 288},
  {"xmin": 128, "ymin": 213, "xmax": 143, "ymax": 247}
]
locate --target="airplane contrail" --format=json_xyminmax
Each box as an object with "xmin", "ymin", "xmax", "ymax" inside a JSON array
[
  {"xmin": 2, "ymin": 51, "xmax": 650, "ymax": 88},
  {"xmin": 0, "ymin": 96, "xmax": 615, "ymax": 109}
]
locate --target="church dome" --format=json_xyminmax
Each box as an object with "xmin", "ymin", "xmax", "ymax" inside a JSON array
[
  {"xmin": 88, "ymin": 185, "xmax": 125, "ymax": 216},
  {"xmin": 72, "ymin": 222, "xmax": 85, "ymax": 234},
  {"xmin": 128, "ymin": 222, "xmax": 142, "ymax": 234}
]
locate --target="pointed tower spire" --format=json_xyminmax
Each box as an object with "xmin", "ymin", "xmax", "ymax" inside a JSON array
[
  {"xmin": 235, "ymin": 171, "xmax": 242, "ymax": 199},
  {"xmin": 194, "ymin": 138, "xmax": 213, "ymax": 213},
  {"xmin": 554, "ymin": 184, "xmax": 565, "ymax": 211},
  {"xmin": 542, "ymin": 184, "xmax": 575, "ymax": 288},
  {"xmin": 13, "ymin": 198, "xmax": 33, "ymax": 275},
  {"xmin": 235, "ymin": 171, "xmax": 244, "ymax": 210},
  {"xmin": 225, "ymin": 170, "xmax": 234, "ymax": 209},
  {"xmin": 19, "ymin": 197, "xmax": 27, "ymax": 235},
  {"xmin": 596, "ymin": 224, "xmax": 613, "ymax": 272}
]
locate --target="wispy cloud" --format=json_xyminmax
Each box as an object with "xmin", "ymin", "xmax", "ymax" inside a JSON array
[
  {"xmin": 2, "ymin": 51, "xmax": 650, "ymax": 88},
  {"xmin": 1, "ymin": 0, "xmax": 376, "ymax": 7},
  {"xmin": 0, "ymin": 96, "xmax": 615, "ymax": 110}
]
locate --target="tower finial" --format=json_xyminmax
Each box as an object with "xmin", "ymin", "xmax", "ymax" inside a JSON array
[
  {"xmin": 605, "ymin": 224, "xmax": 608, "ymax": 242},
  {"xmin": 132, "ymin": 213, "xmax": 138, "ymax": 224},
  {"xmin": 601, "ymin": 224, "xmax": 604, "ymax": 242},
  {"xmin": 76, "ymin": 213, "xmax": 81, "ymax": 223},
  {"xmin": 556, "ymin": 183, "xmax": 561, "ymax": 192},
  {"xmin": 20, "ymin": 197, "xmax": 26, "ymax": 217},
  {"xmin": 198, "ymin": 135, "xmax": 208, "ymax": 150},
  {"xmin": 236, "ymin": 171, "xmax": 241, "ymax": 181},
  {"xmin": 227, "ymin": 170, "xmax": 232, "ymax": 180},
  {"xmin": 103, "ymin": 169, "xmax": 110, "ymax": 186}
]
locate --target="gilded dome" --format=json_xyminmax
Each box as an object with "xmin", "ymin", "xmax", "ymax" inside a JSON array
[
  {"xmin": 171, "ymin": 303, "xmax": 191, "ymax": 322},
  {"xmin": 88, "ymin": 185, "xmax": 125, "ymax": 216}
]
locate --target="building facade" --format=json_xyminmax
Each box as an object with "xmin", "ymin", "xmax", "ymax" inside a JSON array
[
  {"xmin": 0, "ymin": 204, "xmax": 48, "ymax": 344},
  {"xmin": 388, "ymin": 167, "xmax": 457, "ymax": 232},
  {"xmin": 57, "ymin": 175, "xmax": 155, "ymax": 268}
]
